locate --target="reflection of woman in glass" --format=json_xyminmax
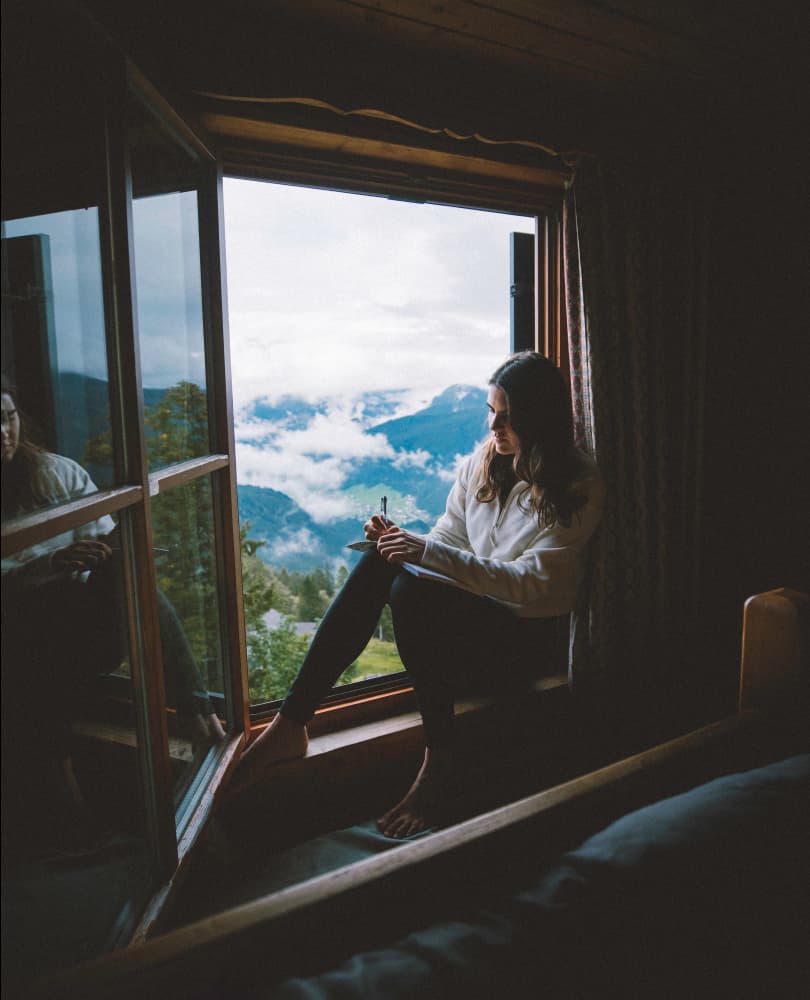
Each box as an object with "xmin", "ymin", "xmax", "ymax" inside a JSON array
[{"xmin": 1, "ymin": 379, "xmax": 224, "ymax": 835}]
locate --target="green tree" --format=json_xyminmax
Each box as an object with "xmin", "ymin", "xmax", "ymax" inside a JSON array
[
  {"xmin": 310, "ymin": 563, "xmax": 335, "ymax": 598},
  {"xmin": 239, "ymin": 521, "xmax": 276, "ymax": 674},
  {"xmin": 377, "ymin": 604, "xmax": 395, "ymax": 642},
  {"xmin": 248, "ymin": 616, "xmax": 310, "ymax": 702},
  {"xmin": 146, "ymin": 385, "xmax": 215, "ymax": 677},
  {"xmin": 144, "ymin": 381, "xmax": 209, "ymax": 467},
  {"xmin": 84, "ymin": 382, "xmax": 220, "ymax": 686},
  {"xmin": 297, "ymin": 574, "xmax": 327, "ymax": 621}
]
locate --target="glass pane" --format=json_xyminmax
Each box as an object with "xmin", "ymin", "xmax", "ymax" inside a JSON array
[
  {"xmin": 224, "ymin": 179, "xmax": 532, "ymax": 705},
  {"xmin": 1, "ymin": 212, "xmax": 115, "ymax": 498},
  {"xmin": 129, "ymin": 101, "xmax": 210, "ymax": 471},
  {"xmin": 1, "ymin": 8, "xmax": 162, "ymax": 984},
  {"xmin": 150, "ymin": 475, "xmax": 226, "ymax": 823},
  {"xmin": 1, "ymin": 507, "xmax": 153, "ymax": 980}
]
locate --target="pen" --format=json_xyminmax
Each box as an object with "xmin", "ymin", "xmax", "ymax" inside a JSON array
[{"xmin": 381, "ymin": 496, "xmax": 389, "ymax": 526}]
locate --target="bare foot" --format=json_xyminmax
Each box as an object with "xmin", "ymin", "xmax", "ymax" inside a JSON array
[
  {"xmin": 376, "ymin": 747, "xmax": 453, "ymax": 839},
  {"xmin": 241, "ymin": 712, "xmax": 309, "ymax": 768}
]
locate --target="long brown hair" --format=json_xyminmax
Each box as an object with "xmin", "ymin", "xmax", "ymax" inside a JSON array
[
  {"xmin": 475, "ymin": 352, "xmax": 585, "ymax": 528},
  {"xmin": 1, "ymin": 375, "xmax": 47, "ymax": 517}
]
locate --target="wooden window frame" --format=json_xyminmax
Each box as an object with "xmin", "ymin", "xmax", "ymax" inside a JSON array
[
  {"xmin": 121, "ymin": 63, "xmax": 251, "ymax": 853},
  {"xmin": 2, "ymin": 49, "xmax": 250, "ymax": 885},
  {"xmin": 215, "ymin": 133, "xmax": 568, "ymax": 739}
]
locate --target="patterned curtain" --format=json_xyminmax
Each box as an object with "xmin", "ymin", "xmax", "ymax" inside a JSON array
[{"xmin": 563, "ymin": 155, "xmax": 710, "ymax": 724}]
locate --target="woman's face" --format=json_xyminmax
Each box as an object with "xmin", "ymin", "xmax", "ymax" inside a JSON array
[
  {"xmin": 487, "ymin": 385, "xmax": 520, "ymax": 456},
  {"xmin": 1, "ymin": 393, "xmax": 21, "ymax": 463}
]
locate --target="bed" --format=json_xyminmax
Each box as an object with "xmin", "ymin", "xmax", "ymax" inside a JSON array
[
  {"xmin": 30, "ymin": 589, "xmax": 809, "ymax": 999},
  {"xmin": 270, "ymin": 751, "xmax": 808, "ymax": 998}
]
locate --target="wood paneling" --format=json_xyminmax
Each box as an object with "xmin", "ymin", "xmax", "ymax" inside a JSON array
[{"xmin": 77, "ymin": 0, "xmax": 804, "ymax": 162}]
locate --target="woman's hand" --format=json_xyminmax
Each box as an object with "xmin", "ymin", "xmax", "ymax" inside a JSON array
[
  {"xmin": 51, "ymin": 539, "xmax": 112, "ymax": 573},
  {"xmin": 363, "ymin": 514, "xmax": 398, "ymax": 541},
  {"xmin": 376, "ymin": 528, "xmax": 426, "ymax": 565}
]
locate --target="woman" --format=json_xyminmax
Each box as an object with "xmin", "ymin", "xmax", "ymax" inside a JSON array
[
  {"xmin": 242, "ymin": 352, "xmax": 604, "ymax": 838},
  {"xmin": 1, "ymin": 379, "xmax": 224, "ymax": 809}
]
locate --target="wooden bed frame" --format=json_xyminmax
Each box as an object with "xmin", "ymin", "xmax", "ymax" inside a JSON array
[{"xmin": 28, "ymin": 588, "xmax": 808, "ymax": 999}]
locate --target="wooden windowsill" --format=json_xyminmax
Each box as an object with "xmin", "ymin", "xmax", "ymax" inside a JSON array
[
  {"xmin": 229, "ymin": 672, "xmax": 569, "ymax": 800},
  {"xmin": 135, "ymin": 673, "xmax": 569, "ymax": 940}
]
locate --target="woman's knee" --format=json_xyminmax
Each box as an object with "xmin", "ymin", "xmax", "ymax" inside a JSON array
[{"xmin": 388, "ymin": 570, "xmax": 432, "ymax": 622}]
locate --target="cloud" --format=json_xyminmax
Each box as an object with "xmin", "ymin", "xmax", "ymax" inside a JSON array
[
  {"xmin": 436, "ymin": 454, "xmax": 470, "ymax": 482},
  {"xmin": 223, "ymin": 178, "xmax": 533, "ymax": 410},
  {"xmin": 234, "ymin": 401, "xmax": 447, "ymax": 523},
  {"xmin": 274, "ymin": 410, "xmax": 395, "ymax": 461},
  {"xmin": 235, "ymin": 406, "xmax": 402, "ymax": 522},
  {"xmin": 235, "ymin": 442, "xmax": 353, "ymax": 521},
  {"xmin": 391, "ymin": 449, "xmax": 432, "ymax": 470},
  {"xmin": 267, "ymin": 528, "xmax": 324, "ymax": 561},
  {"xmin": 235, "ymin": 405, "xmax": 395, "ymax": 470}
]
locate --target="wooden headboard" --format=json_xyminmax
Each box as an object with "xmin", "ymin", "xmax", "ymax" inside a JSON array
[{"xmin": 739, "ymin": 588, "xmax": 809, "ymax": 714}]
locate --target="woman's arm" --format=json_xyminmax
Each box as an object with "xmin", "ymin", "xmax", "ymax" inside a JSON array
[{"xmin": 421, "ymin": 482, "xmax": 604, "ymax": 616}]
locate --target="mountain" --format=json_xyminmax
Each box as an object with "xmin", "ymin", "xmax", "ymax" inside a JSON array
[
  {"xmin": 368, "ymin": 384, "xmax": 488, "ymax": 462},
  {"xmin": 240, "ymin": 384, "xmax": 489, "ymax": 572},
  {"xmin": 248, "ymin": 388, "xmax": 410, "ymax": 429},
  {"xmin": 340, "ymin": 383, "xmax": 487, "ymax": 526},
  {"xmin": 237, "ymin": 484, "xmax": 361, "ymax": 572},
  {"xmin": 56, "ymin": 373, "xmax": 167, "ymax": 486},
  {"xmin": 53, "ymin": 374, "xmax": 490, "ymax": 572}
]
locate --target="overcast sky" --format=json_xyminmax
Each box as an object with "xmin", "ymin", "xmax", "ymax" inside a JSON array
[
  {"xmin": 223, "ymin": 179, "xmax": 534, "ymax": 515},
  {"xmin": 223, "ymin": 178, "xmax": 534, "ymax": 417}
]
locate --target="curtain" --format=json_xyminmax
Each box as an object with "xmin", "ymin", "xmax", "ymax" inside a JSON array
[{"xmin": 563, "ymin": 154, "xmax": 710, "ymax": 724}]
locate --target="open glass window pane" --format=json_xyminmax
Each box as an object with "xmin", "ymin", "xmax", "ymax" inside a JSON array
[
  {"xmin": 2, "ymin": 210, "xmax": 115, "ymax": 496},
  {"xmin": 223, "ymin": 179, "xmax": 534, "ymax": 707},
  {"xmin": 1, "ymin": 506, "xmax": 153, "ymax": 978},
  {"xmin": 128, "ymin": 99, "xmax": 210, "ymax": 472},
  {"xmin": 150, "ymin": 474, "xmax": 227, "ymax": 823},
  {"xmin": 2, "ymin": 20, "xmax": 156, "ymax": 977}
]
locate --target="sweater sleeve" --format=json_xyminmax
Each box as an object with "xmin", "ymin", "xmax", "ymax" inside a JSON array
[
  {"xmin": 422, "ymin": 475, "xmax": 604, "ymax": 617},
  {"xmin": 50, "ymin": 455, "xmax": 116, "ymax": 538},
  {"xmin": 1, "ymin": 454, "xmax": 116, "ymax": 588},
  {"xmin": 427, "ymin": 454, "xmax": 475, "ymax": 551}
]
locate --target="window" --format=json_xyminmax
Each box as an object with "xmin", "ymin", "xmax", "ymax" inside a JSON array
[
  {"xmin": 1, "ymin": 3, "xmax": 244, "ymax": 980},
  {"xmin": 127, "ymin": 91, "xmax": 234, "ymax": 817},
  {"xmin": 224, "ymin": 179, "xmax": 548, "ymax": 717}
]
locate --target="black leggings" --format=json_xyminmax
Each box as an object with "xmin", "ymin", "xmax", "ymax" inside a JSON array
[{"xmin": 282, "ymin": 550, "xmax": 557, "ymax": 747}]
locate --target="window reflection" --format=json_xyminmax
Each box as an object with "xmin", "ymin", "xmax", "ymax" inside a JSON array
[
  {"xmin": 130, "ymin": 99, "xmax": 210, "ymax": 472},
  {"xmin": 151, "ymin": 476, "xmax": 226, "ymax": 816},
  {"xmin": 1, "ymin": 7, "xmax": 158, "ymax": 977},
  {"xmin": 1, "ymin": 209, "xmax": 114, "ymax": 492},
  {"xmin": 1, "ymin": 443, "xmax": 151, "ymax": 972}
]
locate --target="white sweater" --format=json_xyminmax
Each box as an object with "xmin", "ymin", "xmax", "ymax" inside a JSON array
[
  {"xmin": 2, "ymin": 453, "xmax": 116, "ymax": 588},
  {"xmin": 423, "ymin": 447, "xmax": 604, "ymax": 618}
]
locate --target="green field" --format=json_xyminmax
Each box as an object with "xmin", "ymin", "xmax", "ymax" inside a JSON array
[{"xmin": 342, "ymin": 637, "xmax": 404, "ymax": 684}]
